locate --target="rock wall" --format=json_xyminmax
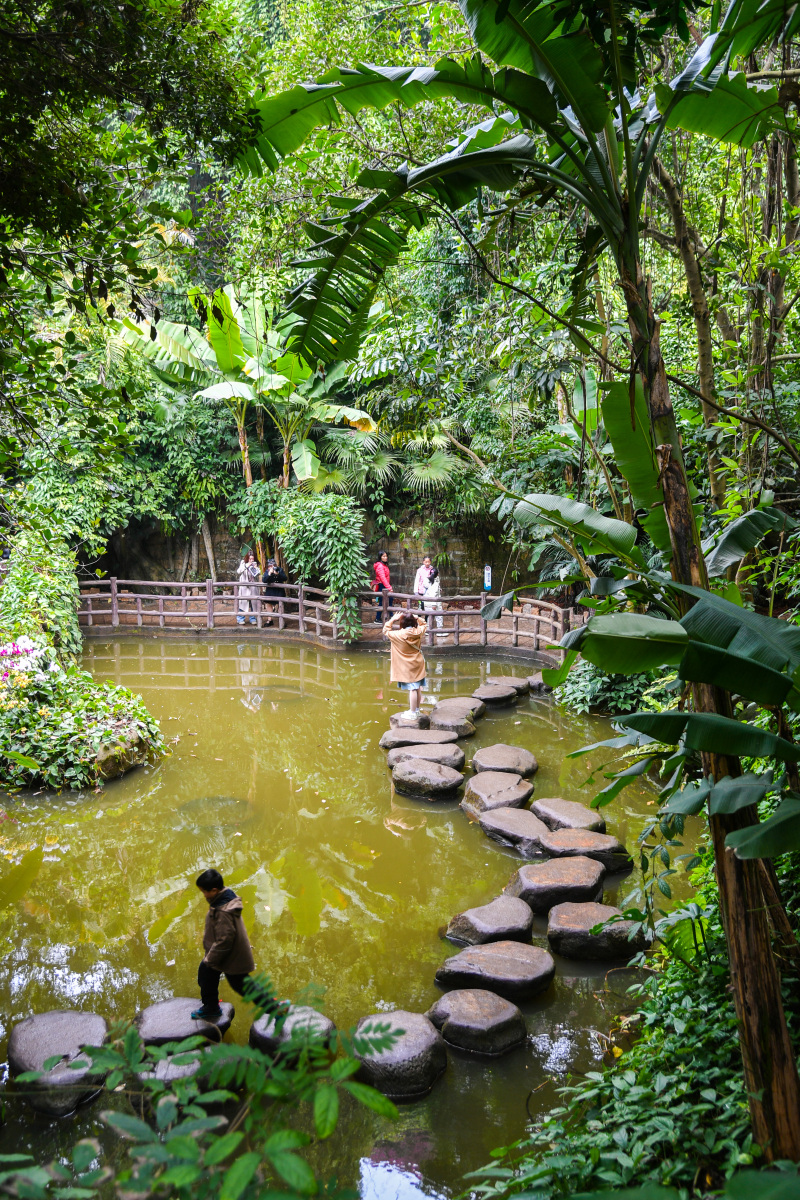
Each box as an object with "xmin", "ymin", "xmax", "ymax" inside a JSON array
[{"xmin": 85, "ymin": 511, "xmax": 507, "ymax": 595}]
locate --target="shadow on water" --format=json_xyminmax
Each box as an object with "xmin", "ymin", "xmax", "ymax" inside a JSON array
[{"xmin": 0, "ymin": 640, "xmax": 698, "ymax": 1197}]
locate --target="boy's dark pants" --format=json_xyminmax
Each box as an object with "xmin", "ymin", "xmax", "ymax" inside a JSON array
[{"xmin": 198, "ymin": 961, "xmax": 250, "ymax": 1010}]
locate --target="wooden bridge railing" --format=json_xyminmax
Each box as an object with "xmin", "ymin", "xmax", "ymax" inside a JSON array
[{"xmin": 77, "ymin": 578, "xmax": 587, "ymax": 653}]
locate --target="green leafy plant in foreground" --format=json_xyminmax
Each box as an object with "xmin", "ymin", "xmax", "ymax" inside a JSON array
[{"xmin": 0, "ymin": 972, "xmax": 400, "ymax": 1200}]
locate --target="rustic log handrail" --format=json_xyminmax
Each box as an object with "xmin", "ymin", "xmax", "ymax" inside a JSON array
[{"xmin": 77, "ymin": 577, "xmax": 586, "ymax": 655}]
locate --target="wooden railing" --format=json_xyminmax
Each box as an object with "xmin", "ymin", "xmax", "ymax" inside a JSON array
[{"xmin": 77, "ymin": 578, "xmax": 587, "ymax": 653}]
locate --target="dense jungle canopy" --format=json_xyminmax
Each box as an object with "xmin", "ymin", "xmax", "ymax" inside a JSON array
[{"xmin": 8, "ymin": 0, "xmax": 800, "ymax": 1194}]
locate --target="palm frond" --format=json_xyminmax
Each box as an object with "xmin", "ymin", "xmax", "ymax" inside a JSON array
[{"xmin": 403, "ymin": 450, "xmax": 464, "ymax": 494}]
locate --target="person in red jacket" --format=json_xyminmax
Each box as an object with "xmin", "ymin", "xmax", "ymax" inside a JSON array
[{"xmin": 372, "ymin": 551, "xmax": 392, "ymax": 622}]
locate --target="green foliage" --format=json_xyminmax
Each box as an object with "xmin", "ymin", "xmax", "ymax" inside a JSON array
[
  {"xmin": 0, "ymin": 527, "xmax": 81, "ymax": 657},
  {"xmin": 0, "ymin": 972, "xmax": 400, "ymax": 1200},
  {"xmin": 554, "ymin": 659, "xmax": 671, "ymax": 716}
]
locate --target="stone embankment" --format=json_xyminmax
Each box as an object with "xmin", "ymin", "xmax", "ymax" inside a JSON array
[{"xmin": 5, "ymin": 671, "xmax": 645, "ymax": 1117}]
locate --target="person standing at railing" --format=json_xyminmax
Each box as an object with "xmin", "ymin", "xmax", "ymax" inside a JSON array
[
  {"xmin": 236, "ymin": 551, "xmax": 260, "ymax": 626},
  {"xmin": 383, "ymin": 610, "xmax": 428, "ymax": 720},
  {"xmin": 413, "ymin": 555, "xmax": 434, "ymax": 607},
  {"xmin": 422, "ymin": 567, "xmax": 446, "ymax": 642},
  {"xmin": 372, "ymin": 550, "xmax": 392, "ymax": 623},
  {"xmin": 262, "ymin": 558, "xmax": 287, "ymax": 628}
]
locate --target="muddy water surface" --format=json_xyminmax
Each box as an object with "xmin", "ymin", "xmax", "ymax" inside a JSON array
[{"xmin": 0, "ymin": 640, "xmax": 682, "ymax": 1197}]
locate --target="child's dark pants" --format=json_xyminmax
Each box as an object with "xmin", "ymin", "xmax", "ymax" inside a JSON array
[{"xmin": 198, "ymin": 961, "xmax": 250, "ymax": 1011}]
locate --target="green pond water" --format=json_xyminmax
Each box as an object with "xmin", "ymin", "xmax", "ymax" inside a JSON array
[{"xmin": 0, "ymin": 639, "xmax": 689, "ymax": 1198}]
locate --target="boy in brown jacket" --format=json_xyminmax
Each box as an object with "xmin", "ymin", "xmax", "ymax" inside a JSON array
[{"xmin": 192, "ymin": 868, "xmax": 256, "ymax": 1021}]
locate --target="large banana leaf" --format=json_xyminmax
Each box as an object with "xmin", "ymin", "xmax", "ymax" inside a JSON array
[
  {"xmin": 117, "ymin": 318, "xmax": 217, "ymax": 388},
  {"xmin": 704, "ymin": 508, "xmax": 797, "ymax": 577},
  {"xmin": 725, "ymin": 798, "xmax": 800, "ymax": 860},
  {"xmin": 563, "ymin": 613, "xmax": 688, "ymax": 673},
  {"xmin": 673, "ymin": 583, "xmax": 800, "ymax": 675},
  {"xmin": 195, "ymin": 288, "xmax": 247, "ymax": 375},
  {"xmin": 623, "ymin": 711, "xmax": 800, "ymax": 763},
  {"xmin": 601, "ymin": 378, "xmax": 671, "ymax": 555},
  {"xmin": 678, "ymin": 640, "xmax": 796, "ymax": 708},
  {"xmin": 514, "ymin": 493, "xmax": 640, "ymax": 562},
  {"xmin": 197, "ymin": 382, "xmax": 257, "ymax": 405},
  {"xmin": 656, "ymin": 74, "xmax": 781, "ymax": 150}
]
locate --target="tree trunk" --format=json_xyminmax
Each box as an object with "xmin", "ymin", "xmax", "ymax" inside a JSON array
[
  {"xmin": 200, "ymin": 517, "xmax": 217, "ymax": 582},
  {"xmin": 190, "ymin": 534, "xmax": 199, "ymax": 578},
  {"xmin": 621, "ymin": 250, "xmax": 800, "ymax": 1161},
  {"xmin": 653, "ymin": 155, "xmax": 726, "ymax": 509},
  {"xmin": 281, "ymin": 442, "xmax": 291, "ymax": 488},
  {"xmin": 256, "ymin": 406, "xmax": 267, "ymax": 482}
]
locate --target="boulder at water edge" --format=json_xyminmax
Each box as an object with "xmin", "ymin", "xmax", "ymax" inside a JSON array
[
  {"xmin": 461, "ymin": 771, "xmax": 534, "ymax": 817},
  {"xmin": 250, "ymin": 1005, "xmax": 336, "ymax": 1056},
  {"xmin": 547, "ymin": 902, "xmax": 647, "ymax": 960},
  {"xmin": 472, "ymin": 683, "xmax": 518, "ymax": 706},
  {"xmin": 531, "ymin": 797, "xmax": 606, "ymax": 833},
  {"xmin": 435, "ymin": 941, "xmax": 555, "ymax": 1000},
  {"xmin": 446, "ymin": 895, "xmax": 533, "ymax": 945},
  {"xmin": 387, "ymin": 743, "xmax": 466, "ymax": 772},
  {"xmin": 472, "ymin": 743, "xmax": 538, "ymax": 777},
  {"xmin": 390, "ymin": 711, "xmax": 430, "ymax": 730},
  {"xmin": 431, "ymin": 696, "xmax": 486, "ymax": 721},
  {"xmin": 379, "ymin": 728, "xmax": 459, "ymax": 750},
  {"xmin": 527, "ymin": 673, "xmax": 553, "ymax": 694},
  {"xmin": 478, "ymin": 807, "xmax": 550, "ymax": 858},
  {"xmin": 538, "ymin": 828, "xmax": 632, "ymax": 872},
  {"xmin": 505, "ymin": 857, "xmax": 605, "ymax": 914},
  {"xmin": 134, "ymin": 998, "xmax": 234, "ymax": 1045},
  {"xmin": 354, "ymin": 1010, "xmax": 446, "ymax": 1101},
  {"xmin": 8, "ymin": 1010, "xmax": 108, "ymax": 1115},
  {"xmin": 426, "ymin": 989, "xmax": 526, "ymax": 1056},
  {"xmin": 429, "ymin": 712, "xmax": 476, "ymax": 737},
  {"xmin": 96, "ymin": 723, "xmax": 149, "ymax": 781},
  {"xmin": 392, "ymin": 758, "xmax": 464, "ymax": 799}
]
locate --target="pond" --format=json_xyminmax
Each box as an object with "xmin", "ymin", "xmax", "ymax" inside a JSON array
[{"xmin": 0, "ymin": 639, "xmax": 684, "ymax": 1197}]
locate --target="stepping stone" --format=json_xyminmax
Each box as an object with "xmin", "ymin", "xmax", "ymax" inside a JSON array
[
  {"xmin": 472, "ymin": 743, "xmax": 538, "ymax": 777},
  {"xmin": 547, "ymin": 902, "xmax": 647, "ymax": 960},
  {"xmin": 134, "ymin": 998, "xmax": 234, "ymax": 1046},
  {"xmin": 539, "ymin": 828, "xmax": 632, "ymax": 871},
  {"xmin": 8, "ymin": 1011, "xmax": 108, "ymax": 1115},
  {"xmin": 531, "ymin": 797, "xmax": 606, "ymax": 833},
  {"xmin": 392, "ymin": 758, "xmax": 463, "ymax": 799},
  {"xmin": 495, "ymin": 677, "xmax": 531, "ymax": 695},
  {"xmin": 380, "ymin": 728, "xmax": 458, "ymax": 750},
  {"xmin": 527, "ymin": 673, "xmax": 553, "ymax": 694},
  {"xmin": 354, "ymin": 1010, "xmax": 446, "ymax": 1101},
  {"xmin": 461, "ymin": 772, "xmax": 533, "ymax": 817},
  {"xmin": 426, "ymin": 989, "xmax": 526, "ymax": 1056},
  {"xmin": 390, "ymin": 711, "xmax": 430, "ymax": 729},
  {"xmin": 387, "ymin": 743, "xmax": 466, "ymax": 771},
  {"xmin": 435, "ymin": 941, "xmax": 555, "ymax": 1000},
  {"xmin": 478, "ymin": 807, "xmax": 550, "ymax": 858},
  {"xmin": 432, "ymin": 696, "xmax": 486, "ymax": 721},
  {"xmin": 446, "ymin": 895, "xmax": 533, "ymax": 945},
  {"xmin": 505, "ymin": 857, "xmax": 605, "ymax": 914},
  {"xmin": 429, "ymin": 711, "xmax": 476, "ymax": 737},
  {"xmin": 250, "ymin": 1005, "xmax": 336, "ymax": 1056},
  {"xmin": 138, "ymin": 1052, "xmax": 204, "ymax": 1085},
  {"xmin": 472, "ymin": 683, "xmax": 518, "ymax": 706}
]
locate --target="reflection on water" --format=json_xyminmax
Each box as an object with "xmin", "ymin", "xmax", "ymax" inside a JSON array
[{"xmin": 0, "ymin": 640, "xmax": 690, "ymax": 1196}]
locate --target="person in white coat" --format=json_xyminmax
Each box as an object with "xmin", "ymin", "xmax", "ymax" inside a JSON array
[
  {"xmin": 236, "ymin": 551, "xmax": 260, "ymax": 625},
  {"xmin": 413, "ymin": 555, "xmax": 433, "ymax": 605},
  {"xmin": 422, "ymin": 567, "xmax": 446, "ymax": 641}
]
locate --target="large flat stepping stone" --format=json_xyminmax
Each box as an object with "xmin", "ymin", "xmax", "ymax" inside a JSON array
[
  {"xmin": 527, "ymin": 673, "xmax": 553, "ymax": 694},
  {"xmin": 472, "ymin": 743, "xmax": 538, "ymax": 777},
  {"xmin": 8, "ymin": 1010, "xmax": 108, "ymax": 1115},
  {"xmin": 548, "ymin": 902, "xmax": 647, "ymax": 960},
  {"xmin": 390, "ymin": 711, "xmax": 430, "ymax": 729},
  {"xmin": 134, "ymin": 998, "xmax": 234, "ymax": 1045},
  {"xmin": 479, "ymin": 807, "xmax": 550, "ymax": 858},
  {"xmin": 138, "ymin": 1052, "xmax": 204, "ymax": 1085},
  {"xmin": 250, "ymin": 1005, "xmax": 336, "ymax": 1056},
  {"xmin": 539, "ymin": 828, "xmax": 632, "ymax": 871},
  {"xmin": 354, "ymin": 1011, "xmax": 446, "ymax": 1101},
  {"xmin": 426, "ymin": 989, "xmax": 526, "ymax": 1056},
  {"xmin": 472, "ymin": 683, "xmax": 518, "ymax": 706},
  {"xmin": 387, "ymin": 743, "xmax": 466, "ymax": 771},
  {"xmin": 495, "ymin": 677, "xmax": 530, "ymax": 695},
  {"xmin": 429, "ymin": 712, "xmax": 476, "ymax": 736},
  {"xmin": 461, "ymin": 771, "xmax": 534, "ymax": 817},
  {"xmin": 531, "ymin": 797, "xmax": 606, "ymax": 833},
  {"xmin": 447, "ymin": 895, "xmax": 533, "ymax": 945},
  {"xmin": 435, "ymin": 941, "xmax": 555, "ymax": 1000},
  {"xmin": 380, "ymin": 728, "xmax": 458, "ymax": 750},
  {"xmin": 505, "ymin": 857, "xmax": 605, "ymax": 914},
  {"xmin": 393, "ymin": 758, "xmax": 463, "ymax": 798},
  {"xmin": 432, "ymin": 696, "xmax": 486, "ymax": 720}
]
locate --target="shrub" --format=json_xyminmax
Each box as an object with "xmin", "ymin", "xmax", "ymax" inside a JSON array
[
  {"xmin": 0, "ymin": 527, "xmax": 81, "ymax": 657},
  {"xmin": 554, "ymin": 658, "xmax": 672, "ymax": 715}
]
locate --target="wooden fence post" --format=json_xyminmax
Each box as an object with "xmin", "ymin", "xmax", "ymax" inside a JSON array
[
  {"xmin": 111, "ymin": 577, "xmax": 119, "ymax": 628},
  {"xmin": 480, "ymin": 594, "xmax": 488, "ymax": 647},
  {"xmin": 206, "ymin": 579, "xmax": 214, "ymax": 629},
  {"xmin": 298, "ymin": 585, "xmax": 305, "ymax": 634}
]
